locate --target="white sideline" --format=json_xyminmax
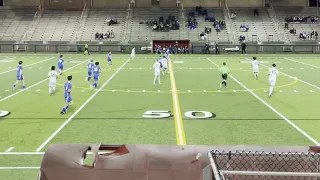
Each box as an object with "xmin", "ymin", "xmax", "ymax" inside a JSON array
[
  {"xmin": 284, "ymin": 58, "xmax": 320, "ymax": 68},
  {"xmin": 0, "ymin": 57, "xmax": 55, "ymax": 75},
  {"xmin": 207, "ymin": 58, "xmax": 320, "ymax": 146},
  {"xmin": 0, "ymin": 58, "xmax": 92, "ymax": 102},
  {"xmin": 0, "ymin": 167, "xmax": 39, "ymax": 170},
  {"xmin": 36, "ymin": 58, "xmax": 131, "ymax": 152},
  {"xmin": 245, "ymin": 58, "xmax": 320, "ymax": 90}
]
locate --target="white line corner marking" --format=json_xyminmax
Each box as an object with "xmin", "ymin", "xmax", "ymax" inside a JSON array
[
  {"xmin": 207, "ymin": 58, "xmax": 320, "ymax": 146},
  {"xmin": 36, "ymin": 58, "xmax": 131, "ymax": 152}
]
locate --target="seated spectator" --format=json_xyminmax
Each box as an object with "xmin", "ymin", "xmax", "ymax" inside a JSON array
[
  {"xmin": 230, "ymin": 11, "xmax": 236, "ymax": 19},
  {"xmin": 99, "ymin": 33, "xmax": 104, "ymax": 39},
  {"xmin": 240, "ymin": 25, "xmax": 249, "ymax": 32},
  {"xmin": 215, "ymin": 24, "xmax": 221, "ymax": 32},
  {"xmin": 200, "ymin": 32, "xmax": 207, "ymax": 40},
  {"xmin": 95, "ymin": 32, "xmax": 99, "ymax": 40},
  {"xmin": 253, "ymin": 8, "xmax": 259, "ymax": 16},
  {"xmin": 205, "ymin": 14, "xmax": 215, "ymax": 22},
  {"xmin": 110, "ymin": 30, "xmax": 114, "ymax": 38},
  {"xmin": 289, "ymin": 28, "xmax": 296, "ymax": 34},
  {"xmin": 196, "ymin": 6, "xmax": 203, "ymax": 16},
  {"xmin": 239, "ymin": 35, "xmax": 245, "ymax": 42},
  {"xmin": 184, "ymin": 46, "xmax": 189, "ymax": 54},
  {"xmin": 315, "ymin": 31, "xmax": 318, "ymax": 39},
  {"xmin": 205, "ymin": 27, "xmax": 211, "ymax": 34},
  {"xmin": 284, "ymin": 22, "xmax": 289, "ymax": 30},
  {"xmin": 202, "ymin": 9, "xmax": 208, "ymax": 16}
]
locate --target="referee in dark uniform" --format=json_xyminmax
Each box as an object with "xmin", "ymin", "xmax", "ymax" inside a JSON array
[
  {"xmin": 220, "ymin": 62, "xmax": 230, "ymax": 88},
  {"xmin": 241, "ymin": 40, "xmax": 246, "ymax": 54},
  {"xmin": 215, "ymin": 42, "xmax": 220, "ymax": 55}
]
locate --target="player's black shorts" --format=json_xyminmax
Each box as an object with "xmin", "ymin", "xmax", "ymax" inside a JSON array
[
  {"xmin": 221, "ymin": 74, "xmax": 228, "ymax": 80},
  {"xmin": 85, "ymin": 48, "xmax": 88, "ymax": 51}
]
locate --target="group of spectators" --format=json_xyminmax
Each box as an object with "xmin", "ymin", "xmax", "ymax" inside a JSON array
[
  {"xmin": 154, "ymin": 45, "xmax": 189, "ymax": 54},
  {"xmin": 285, "ymin": 16, "xmax": 318, "ymax": 23},
  {"xmin": 105, "ymin": 18, "xmax": 118, "ymax": 26},
  {"xmin": 298, "ymin": 31, "xmax": 318, "ymax": 40},
  {"xmin": 95, "ymin": 30, "xmax": 115, "ymax": 40},
  {"xmin": 187, "ymin": 12, "xmax": 198, "ymax": 29},
  {"xmin": 144, "ymin": 15, "xmax": 180, "ymax": 32}
]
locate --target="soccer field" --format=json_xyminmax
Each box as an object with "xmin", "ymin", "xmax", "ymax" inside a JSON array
[{"xmin": 0, "ymin": 53, "xmax": 320, "ymax": 180}]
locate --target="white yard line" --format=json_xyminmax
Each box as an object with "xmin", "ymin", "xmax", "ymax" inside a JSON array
[
  {"xmin": 5, "ymin": 147, "xmax": 14, "ymax": 152},
  {"xmin": 0, "ymin": 58, "xmax": 92, "ymax": 102},
  {"xmin": 35, "ymin": 58, "xmax": 131, "ymax": 152},
  {"xmin": 207, "ymin": 58, "xmax": 320, "ymax": 146},
  {"xmin": 0, "ymin": 57, "xmax": 55, "ymax": 75},
  {"xmin": 284, "ymin": 58, "xmax": 320, "ymax": 68}
]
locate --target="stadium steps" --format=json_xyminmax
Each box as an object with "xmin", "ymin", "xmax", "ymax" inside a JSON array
[
  {"xmin": 0, "ymin": 8, "xmax": 35, "ymax": 41},
  {"xmin": 223, "ymin": 7, "xmax": 236, "ymax": 43},
  {"xmin": 230, "ymin": 8, "xmax": 281, "ymax": 43},
  {"xmin": 74, "ymin": 5, "xmax": 89, "ymax": 42}
]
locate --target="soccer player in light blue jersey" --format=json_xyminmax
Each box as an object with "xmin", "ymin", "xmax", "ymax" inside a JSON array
[
  {"xmin": 58, "ymin": 55, "xmax": 64, "ymax": 75},
  {"xmin": 107, "ymin": 52, "xmax": 112, "ymax": 67},
  {"xmin": 92, "ymin": 62, "xmax": 101, "ymax": 89},
  {"xmin": 164, "ymin": 49, "xmax": 170, "ymax": 59},
  {"xmin": 86, "ymin": 60, "xmax": 94, "ymax": 83},
  {"xmin": 61, "ymin": 75, "xmax": 72, "ymax": 115},
  {"xmin": 12, "ymin": 61, "xmax": 26, "ymax": 90}
]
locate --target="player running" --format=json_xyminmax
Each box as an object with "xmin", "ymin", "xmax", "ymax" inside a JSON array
[
  {"xmin": 48, "ymin": 66, "xmax": 58, "ymax": 95},
  {"xmin": 12, "ymin": 60, "xmax": 26, "ymax": 90},
  {"xmin": 251, "ymin": 57, "xmax": 260, "ymax": 80},
  {"xmin": 92, "ymin": 62, "xmax": 101, "ymax": 90},
  {"xmin": 219, "ymin": 62, "xmax": 230, "ymax": 88},
  {"xmin": 268, "ymin": 63, "xmax": 279, "ymax": 98},
  {"xmin": 61, "ymin": 75, "xmax": 73, "ymax": 115},
  {"xmin": 107, "ymin": 52, "xmax": 112, "ymax": 67},
  {"xmin": 86, "ymin": 60, "xmax": 94, "ymax": 83},
  {"xmin": 164, "ymin": 49, "xmax": 170, "ymax": 59},
  {"xmin": 153, "ymin": 59, "xmax": 161, "ymax": 84},
  {"xmin": 130, "ymin": 47, "xmax": 136, "ymax": 60},
  {"xmin": 58, "ymin": 55, "xmax": 64, "ymax": 75},
  {"xmin": 161, "ymin": 56, "xmax": 168, "ymax": 75}
]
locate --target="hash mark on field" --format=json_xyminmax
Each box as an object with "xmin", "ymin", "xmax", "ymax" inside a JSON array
[
  {"xmin": 81, "ymin": 90, "xmax": 85, "ymax": 92},
  {"xmin": 188, "ymin": 90, "xmax": 191, "ymax": 92},
  {"xmin": 311, "ymin": 68, "xmax": 314, "ymax": 70},
  {"xmin": 233, "ymin": 90, "xmax": 236, "ymax": 92},
  {"xmin": 128, "ymin": 90, "xmax": 131, "ymax": 92},
  {"xmin": 158, "ymin": 90, "xmax": 160, "ymax": 92},
  {"xmin": 5, "ymin": 89, "xmax": 9, "ymax": 92},
  {"xmin": 294, "ymin": 90, "xmax": 298, "ymax": 92},
  {"xmin": 309, "ymin": 90, "xmax": 314, "ymax": 92},
  {"xmin": 300, "ymin": 68, "xmax": 304, "ymax": 69},
  {"xmin": 280, "ymin": 68, "xmax": 283, "ymax": 69},
  {"xmin": 218, "ymin": 90, "xmax": 221, "ymax": 92},
  {"xmin": 112, "ymin": 90, "xmax": 115, "ymax": 92},
  {"xmin": 180, "ymin": 68, "xmax": 182, "ymax": 69},
  {"xmin": 5, "ymin": 147, "xmax": 14, "ymax": 152},
  {"xmin": 203, "ymin": 90, "xmax": 206, "ymax": 92},
  {"xmin": 263, "ymin": 90, "xmax": 267, "ymax": 92},
  {"xmin": 36, "ymin": 89, "xmax": 40, "ymax": 92},
  {"xmin": 290, "ymin": 68, "xmax": 293, "ymax": 69},
  {"xmin": 142, "ymin": 90, "xmax": 145, "ymax": 92},
  {"xmin": 279, "ymin": 90, "xmax": 283, "ymax": 92},
  {"xmin": 240, "ymin": 68, "xmax": 242, "ymax": 70}
]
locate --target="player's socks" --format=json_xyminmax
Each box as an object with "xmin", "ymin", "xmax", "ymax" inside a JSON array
[
  {"xmin": 220, "ymin": 83, "xmax": 222, "ymax": 88},
  {"xmin": 12, "ymin": 84, "xmax": 16, "ymax": 90},
  {"xmin": 268, "ymin": 86, "xmax": 273, "ymax": 97},
  {"xmin": 22, "ymin": 85, "xmax": 26, "ymax": 89},
  {"xmin": 88, "ymin": 77, "xmax": 91, "ymax": 82}
]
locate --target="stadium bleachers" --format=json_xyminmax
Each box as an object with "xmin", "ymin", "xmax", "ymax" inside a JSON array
[
  {"xmin": 128, "ymin": 8, "xmax": 182, "ymax": 43},
  {"xmin": 0, "ymin": 8, "xmax": 35, "ymax": 41},
  {"xmin": 29, "ymin": 10, "xmax": 81, "ymax": 41},
  {"xmin": 230, "ymin": 8, "xmax": 281, "ymax": 42},
  {"xmin": 185, "ymin": 8, "xmax": 231, "ymax": 42},
  {"xmin": 79, "ymin": 9, "xmax": 127, "ymax": 42},
  {"xmin": 274, "ymin": 7, "xmax": 319, "ymax": 42}
]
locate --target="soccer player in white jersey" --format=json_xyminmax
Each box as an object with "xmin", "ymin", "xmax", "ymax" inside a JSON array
[
  {"xmin": 130, "ymin": 47, "xmax": 136, "ymax": 60},
  {"xmin": 251, "ymin": 57, "xmax": 260, "ymax": 80},
  {"xmin": 161, "ymin": 56, "xmax": 168, "ymax": 75},
  {"xmin": 153, "ymin": 60, "xmax": 161, "ymax": 84},
  {"xmin": 48, "ymin": 66, "xmax": 58, "ymax": 95},
  {"xmin": 268, "ymin": 63, "xmax": 279, "ymax": 98}
]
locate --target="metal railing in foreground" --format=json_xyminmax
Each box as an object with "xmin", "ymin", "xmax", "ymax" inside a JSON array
[{"xmin": 208, "ymin": 150, "xmax": 320, "ymax": 180}]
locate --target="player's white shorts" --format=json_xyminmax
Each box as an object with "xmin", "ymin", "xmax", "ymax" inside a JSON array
[
  {"xmin": 130, "ymin": 53, "xmax": 135, "ymax": 58},
  {"xmin": 154, "ymin": 70, "xmax": 160, "ymax": 76},
  {"xmin": 269, "ymin": 79, "xmax": 276, "ymax": 87},
  {"xmin": 253, "ymin": 67, "xmax": 259, "ymax": 73},
  {"xmin": 49, "ymin": 81, "xmax": 56, "ymax": 87}
]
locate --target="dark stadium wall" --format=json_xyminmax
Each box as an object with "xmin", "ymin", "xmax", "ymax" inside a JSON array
[
  {"xmin": 136, "ymin": 0, "xmax": 152, "ymax": 7},
  {"xmin": 183, "ymin": 0, "xmax": 220, "ymax": 7},
  {"xmin": 92, "ymin": 0, "xmax": 129, "ymax": 8},
  {"xmin": 43, "ymin": 0, "xmax": 84, "ymax": 9},
  {"xmin": 5, "ymin": 0, "xmax": 40, "ymax": 6},
  {"xmin": 268, "ymin": 0, "xmax": 308, "ymax": 6},
  {"xmin": 226, "ymin": 0, "xmax": 264, "ymax": 7}
]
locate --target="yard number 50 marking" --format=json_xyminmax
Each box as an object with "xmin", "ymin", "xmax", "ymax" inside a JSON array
[{"xmin": 142, "ymin": 110, "xmax": 216, "ymax": 119}]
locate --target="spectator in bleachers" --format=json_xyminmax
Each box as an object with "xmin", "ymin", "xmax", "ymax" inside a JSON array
[
  {"xmin": 205, "ymin": 14, "xmax": 215, "ymax": 22},
  {"xmin": 253, "ymin": 9, "xmax": 259, "ymax": 16},
  {"xmin": 231, "ymin": 11, "xmax": 237, "ymax": 19},
  {"xmin": 239, "ymin": 35, "xmax": 245, "ymax": 42},
  {"xmin": 95, "ymin": 32, "xmax": 99, "ymax": 40},
  {"xmin": 184, "ymin": 46, "xmax": 189, "ymax": 54},
  {"xmin": 205, "ymin": 27, "xmax": 211, "ymax": 34},
  {"xmin": 200, "ymin": 32, "xmax": 207, "ymax": 40},
  {"xmin": 215, "ymin": 24, "xmax": 221, "ymax": 32},
  {"xmin": 241, "ymin": 41, "xmax": 247, "ymax": 55},
  {"xmin": 284, "ymin": 22, "xmax": 289, "ymax": 30},
  {"xmin": 240, "ymin": 25, "xmax": 249, "ymax": 32},
  {"xmin": 196, "ymin": 6, "xmax": 203, "ymax": 16},
  {"xmin": 315, "ymin": 32, "xmax": 318, "ymax": 39},
  {"xmin": 285, "ymin": 15, "xmax": 318, "ymax": 24}
]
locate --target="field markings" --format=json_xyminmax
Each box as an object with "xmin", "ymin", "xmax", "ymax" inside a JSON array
[
  {"xmin": 0, "ymin": 58, "xmax": 93, "ymax": 102},
  {"xmin": 284, "ymin": 58, "xmax": 320, "ymax": 68},
  {"xmin": 5, "ymin": 147, "xmax": 14, "ymax": 152},
  {"xmin": 0, "ymin": 57, "xmax": 54, "ymax": 75},
  {"xmin": 207, "ymin": 58, "xmax": 320, "ymax": 146},
  {"xmin": 36, "ymin": 58, "xmax": 131, "ymax": 152},
  {"xmin": 0, "ymin": 167, "xmax": 39, "ymax": 170},
  {"xmin": 168, "ymin": 57, "xmax": 186, "ymax": 145}
]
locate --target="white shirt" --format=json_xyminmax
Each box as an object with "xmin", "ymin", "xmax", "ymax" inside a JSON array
[
  {"xmin": 162, "ymin": 58, "xmax": 168, "ymax": 65},
  {"xmin": 269, "ymin": 67, "xmax": 279, "ymax": 80},
  {"xmin": 48, "ymin": 70, "xmax": 58, "ymax": 82},
  {"xmin": 153, "ymin": 61, "xmax": 161, "ymax": 71},
  {"xmin": 252, "ymin": 60, "xmax": 260, "ymax": 69},
  {"xmin": 131, "ymin": 48, "xmax": 135, "ymax": 54}
]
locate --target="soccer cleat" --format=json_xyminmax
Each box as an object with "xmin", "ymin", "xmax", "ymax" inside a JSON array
[{"xmin": 60, "ymin": 111, "xmax": 65, "ymax": 115}]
